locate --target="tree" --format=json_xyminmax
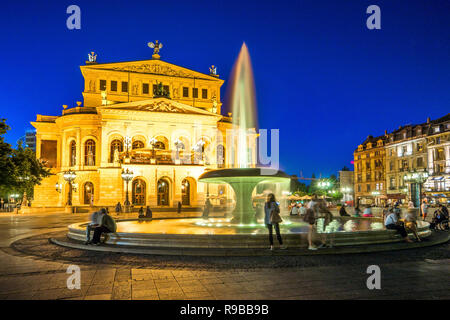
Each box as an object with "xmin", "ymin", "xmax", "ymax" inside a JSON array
[
  {"xmin": 0, "ymin": 119, "xmax": 15, "ymax": 196},
  {"xmin": 341, "ymin": 166, "xmax": 350, "ymax": 171},
  {"xmin": 0, "ymin": 119, "xmax": 51, "ymax": 200},
  {"xmin": 11, "ymin": 142, "xmax": 52, "ymax": 198}
]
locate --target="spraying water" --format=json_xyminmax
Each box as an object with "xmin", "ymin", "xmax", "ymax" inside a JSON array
[{"xmin": 229, "ymin": 43, "xmax": 257, "ymax": 168}]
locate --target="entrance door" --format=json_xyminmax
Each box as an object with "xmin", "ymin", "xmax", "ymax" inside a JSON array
[
  {"xmin": 132, "ymin": 179, "xmax": 146, "ymax": 206},
  {"xmin": 157, "ymin": 178, "xmax": 169, "ymax": 206},
  {"xmin": 181, "ymin": 179, "xmax": 190, "ymax": 206}
]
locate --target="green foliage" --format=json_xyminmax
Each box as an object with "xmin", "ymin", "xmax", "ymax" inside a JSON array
[{"xmin": 0, "ymin": 119, "xmax": 52, "ymax": 200}]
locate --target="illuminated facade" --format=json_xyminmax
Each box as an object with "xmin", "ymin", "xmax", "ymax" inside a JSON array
[
  {"xmin": 353, "ymin": 135, "xmax": 387, "ymax": 206},
  {"xmin": 354, "ymin": 114, "xmax": 449, "ymax": 206},
  {"xmin": 31, "ymin": 46, "xmax": 257, "ymax": 209}
]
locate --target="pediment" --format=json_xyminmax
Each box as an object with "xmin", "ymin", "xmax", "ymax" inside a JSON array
[
  {"xmin": 82, "ymin": 59, "xmax": 221, "ymax": 82},
  {"xmin": 100, "ymin": 98, "xmax": 221, "ymax": 117}
]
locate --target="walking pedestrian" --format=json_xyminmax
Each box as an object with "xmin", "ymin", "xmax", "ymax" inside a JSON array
[
  {"xmin": 264, "ymin": 193, "xmax": 286, "ymax": 250},
  {"xmin": 421, "ymin": 201, "xmax": 428, "ymax": 221},
  {"xmin": 115, "ymin": 202, "xmax": 122, "ymax": 214}
]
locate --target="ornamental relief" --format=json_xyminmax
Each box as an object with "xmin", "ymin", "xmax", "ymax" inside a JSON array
[{"xmin": 110, "ymin": 64, "xmax": 203, "ymax": 79}]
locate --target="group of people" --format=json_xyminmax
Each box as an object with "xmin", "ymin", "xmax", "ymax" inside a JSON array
[
  {"xmin": 85, "ymin": 207, "xmax": 117, "ymax": 245},
  {"xmin": 138, "ymin": 206, "xmax": 153, "ymax": 219},
  {"xmin": 266, "ymin": 194, "xmax": 336, "ymax": 250}
]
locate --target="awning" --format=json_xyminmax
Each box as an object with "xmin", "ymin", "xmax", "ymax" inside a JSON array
[{"xmin": 387, "ymin": 194, "xmax": 406, "ymax": 200}]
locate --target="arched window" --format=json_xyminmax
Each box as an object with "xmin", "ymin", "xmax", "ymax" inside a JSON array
[
  {"xmin": 154, "ymin": 141, "xmax": 165, "ymax": 150},
  {"xmin": 132, "ymin": 140, "xmax": 145, "ymax": 150},
  {"xmin": 217, "ymin": 144, "xmax": 225, "ymax": 168},
  {"xmin": 181, "ymin": 179, "xmax": 190, "ymax": 205},
  {"xmin": 84, "ymin": 139, "xmax": 96, "ymax": 166},
  {"xmin": 110, "ymin": 139, "xmax": 123, "ymax": 162},
  {"xmin": 132, "ymin": 179, "xmax": 146, "ymax": 206},
  {"xmin": 69, "ymin": 141, "xmax": 76, "ymax": 166},
  {"xmin": 84, "ymin": 182, "xmax": 94, "ymax": 205},
  {"xmin": 157, "ymin": 178, "xmax": 170, "ymax": 206}
]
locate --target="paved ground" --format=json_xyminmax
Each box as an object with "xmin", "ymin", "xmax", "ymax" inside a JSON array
[{"xmin": 0, "ymin": 211, "xmax": 449, "ymax": 300}]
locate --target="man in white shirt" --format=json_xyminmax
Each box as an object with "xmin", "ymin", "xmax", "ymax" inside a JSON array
[
  {"xmin": 85, "ymin": 208, "xmax": 105, "ymax": 245},
  {"xmin": 384, "ymin": 211, "xmax": 413, "ymax": 243}
]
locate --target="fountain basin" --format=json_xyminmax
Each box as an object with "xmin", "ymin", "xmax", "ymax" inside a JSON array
[{"xmin": 67, "ymin": 217, "xmax": 432, "ymax": 250}]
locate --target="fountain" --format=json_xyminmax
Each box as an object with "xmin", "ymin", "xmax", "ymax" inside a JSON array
[
  {"xmin": 199, "ymin": 43, "xmax": 291, "ymax": 224},
  {"xmin": 62, "ymin": 43, "xmax": 432, "ymax": 255}
]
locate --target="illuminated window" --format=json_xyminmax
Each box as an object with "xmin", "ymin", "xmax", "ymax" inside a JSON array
[
  {"xmin": 143, "ymin": 83, "xmax": 149, "ymax": 94},
  {"xmin": 84, "ymin": 139, "xmax": 96, "ymax": 166},
  {"xmin": 132, "ymin": 141, "xmax": 144, "ymax": 149},
  {"xmin": 111, "ymin": 81, "xmax": 117, "ymax": 92},
  {"xmin": 110, "ymin": 139, "xmax": 123, "ymax": 162},
  {"xmin": 84, "ymin": 182, "xmax": 94, "ymax": 205},
  {"xmin": 69, "ymin": 141, "xmax": 76, "ymax": 166},
  {"xmin": 100, "ymin": 80, "xmax": 106, "ymax": 91},
  {"xmin": 121, "ymin": 81, "xmax": 128, "ymax": 92}
]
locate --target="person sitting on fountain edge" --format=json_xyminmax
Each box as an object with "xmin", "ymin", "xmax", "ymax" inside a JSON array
[
  {"xmin": 339, "ymin": 204, "xmax": 350, "ymax": 217},
  {"xmin": 384, "ymin": 208, "xmax": 413, "ymax": 243},
  {"xmin": 85, "ymin": 208, "xmax": 105, "ymax": 245},
  {"xmin": 91, "ymin": 208, "xmax": 117, "ymax": 245}
]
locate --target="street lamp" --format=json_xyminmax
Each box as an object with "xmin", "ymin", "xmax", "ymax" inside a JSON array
[
  {"xmin": 124, "ymin": 136, "xmax": 132, "ymax": 157},
  {"xmin": 121, "ymin": 168, "xmax": 134, "ymax": 213},
  {"xmin": 63, "ymin": 170, "xmax": 76, "ymax": 207}
]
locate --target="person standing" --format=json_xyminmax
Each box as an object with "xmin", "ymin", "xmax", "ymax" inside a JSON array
[
  {"xmin": 264, "ymin": 193, "xmax": 286, "ymax": 250},
  {"xmin": 177, "ymin": 201, "xmax": 182, "ymax": 214},
  {"xmin": 353, "ymin": 206, "xmax": 362, "ymax": 217},
  {"xmin": 339, "ymin": 204, "xmax": 350, "ymax": 217},
  {"xmin": 115, "ymin": 202, "xmax": 122, "ymax": 214},
  {"xmin": 202, "ymin": 199, "xmax": 211, "ymax": 218},
  {"xmin": 145, "ymin": 206, "xmax": 152, "ymax": 219},
  {"xmin": 85, "ymin": 208, "xmax": 105, "ymax": 245},
  {"xmin": 0, "ymin": 198, "xmax": 4, "ymax": 210},
  {"xmin": 138, "ymin": 206, "xmax": 144, "ymax": 218},
  {"xmin": 91, "ymin": 209, "xmax": 117, "ymax": 245},
  {"xmin": 304, "ymin": 206, "xmax": 317, "ymax": 250},
  {"xmin": 421, "ymin": 201, "xmax": 428, "ymax": 221}
]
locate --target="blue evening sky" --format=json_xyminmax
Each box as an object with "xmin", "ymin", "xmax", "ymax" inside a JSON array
[{"xmin": 0, "ymin": 0, "xmax": 448, "ymax": 179}]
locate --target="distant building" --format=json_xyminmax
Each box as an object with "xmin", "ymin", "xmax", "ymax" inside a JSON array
[
  {"xmin": 16, "ymin": 129, "xmax": 36, "ymax": 152},
  {"xmin": 338, "ymin": 170, "xmax": 354, "ymax": 204},
  {"xmin": 355, "ymin": 113, "xmax": 449, "ymax": 207},
  {"xmin": 353, "ymin": 134, "xmax": 388, "ymax": 206}
]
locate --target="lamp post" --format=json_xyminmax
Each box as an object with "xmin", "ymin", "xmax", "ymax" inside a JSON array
[
  {"xmin": 63, "ymin": 170, "xmax": 76, "ymax": 212},
  {"xmin": 121, "ymin": 168, "xmax": 134, "ymax": 213},
  {"xmin": 124, "ymin": 136, "xmax": 132, "ymax": 158}
]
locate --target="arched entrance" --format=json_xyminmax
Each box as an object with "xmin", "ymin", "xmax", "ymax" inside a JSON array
[
  {"xmin": 157, "ymin": 178, "xmax": 170, "ymax": 206},
  {"xmin": 132, "ymin": 179, "xmax": 146, "ymax": 206},
  {"xmin": 83, "ymin": 182, "xmax": 94, "ymax": 205},
  {"xmin": 181, "ymin": 179, "xmax": 191, "ymax": 206}
]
